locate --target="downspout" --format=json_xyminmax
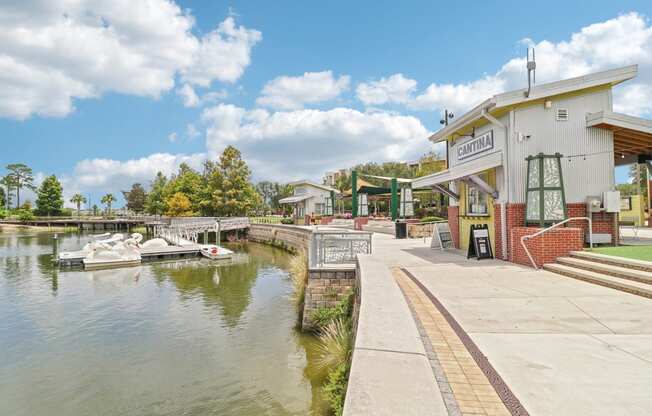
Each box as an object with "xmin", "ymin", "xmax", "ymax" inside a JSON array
[{"xmin": 481, "ymin": 108, "xmax": 509, "ymax": 260}]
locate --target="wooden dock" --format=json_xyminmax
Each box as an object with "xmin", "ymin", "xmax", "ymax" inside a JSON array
[{"xmin": 57, "ymin": 244, "xmax": 203, "ymax": 267}]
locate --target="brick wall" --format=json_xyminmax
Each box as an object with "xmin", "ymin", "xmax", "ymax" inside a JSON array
[
  {"xmin": 448, "ymin": 206, "xmax": 460, "ymax": 249},
  {"xmin": 302, "ymin": 268, "xmax": 356, "ymax": 330},
  {"xmin": 567, "ymin": 203, "xmax": 616, "ymax": 243},
  {"xmin": 510, "ymin": 226, "xmax": 583, "ymax": 267},
  {"xmin": 494, "ymin": 204, "xmax": 503, "ymax": 259}
]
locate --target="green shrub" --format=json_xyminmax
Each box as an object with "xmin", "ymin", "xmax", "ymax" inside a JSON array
[
  {"xmin": 323, "ymin": 362, "xmax": 349, "ymax": 416},
  {"xmin": 420, "ymin": 216, "xmax": 444, "ymax": 223},
  {"xmin": 0, "ymin": 209, "xmax": 7, "ymax": 219},
  {"xmin": 281, "ymin": 218, "xmax": 294, "ymax": 225},
  {"xmin": 17, "ymin": 209, "xmax": 35, "ymax": 222},
  {"xmin": 311, "ymin": 292, "xmax": 353, "ymax": 330},
  {"xmin": 60, "ymin": 208, "xmax": 74, "ymax": 217}
]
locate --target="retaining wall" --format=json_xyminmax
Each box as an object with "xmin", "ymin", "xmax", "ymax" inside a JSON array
[{"xmin": 248, "ymin": 223, "xmax": 357, "ymax": 330}]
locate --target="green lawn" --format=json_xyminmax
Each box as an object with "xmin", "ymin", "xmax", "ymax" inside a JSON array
[{"xmin": 592, "ymin": 246, "xmax": 652, "ymax": 262}]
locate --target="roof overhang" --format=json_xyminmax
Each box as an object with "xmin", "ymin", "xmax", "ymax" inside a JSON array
[
  {"xmin": 412, "ymin": 151, "xmax": 503, "ymax": 189},
  {"xmin": 587, "ymin": 111, "xmax": 652, "ymax": 166},
  {"xmin": 429, "ymin": 65, "xmax": 638, "ymax": 144},
  {"xmin": 279, "ymin": 194, "xmax": 312, "ymax": 204}
]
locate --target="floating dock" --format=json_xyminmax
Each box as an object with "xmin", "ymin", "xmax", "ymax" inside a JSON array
[{"xmin": 58, "ymin": 244, "xmax": 204, "ymax": 267}]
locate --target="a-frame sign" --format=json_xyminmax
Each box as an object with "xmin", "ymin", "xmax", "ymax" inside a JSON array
[{"xmin": 466, "ymin": 224, "xmax": 493, "ymax": 260}]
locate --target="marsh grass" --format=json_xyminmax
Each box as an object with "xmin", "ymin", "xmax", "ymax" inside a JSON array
[{"xmin": 289, "ymin": 249, "xmax": 308, "ymax": 316}]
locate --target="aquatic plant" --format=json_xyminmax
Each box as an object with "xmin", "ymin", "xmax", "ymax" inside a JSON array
[
  {"xmin": 289, "ymin": 249, "xmax": 308, "ymax": 314},
  {"xmin": 315, "ymin": 318, "xmax": 352, "ymax": 374},
  {"xmin": 310, "ymin": 291, "xmax": 353, "ymax": 329},
  {"xmin": 322, "ymin": 362, "xmax": 349, "ymax": 416}
]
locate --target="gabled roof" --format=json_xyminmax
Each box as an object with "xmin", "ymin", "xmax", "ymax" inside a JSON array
[
  {"xmin": 288, "ymin": 180, "xmax": 339, "ymax": 193},
  {"xmin": 429, "ymin": 65, "xmax": 638, "ymax": 143}
]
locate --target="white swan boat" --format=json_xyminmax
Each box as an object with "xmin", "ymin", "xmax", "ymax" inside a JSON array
[
  {"xmin": 83, "ymin": 235, "xmax": 142, "ymax": 270},
  {"xmin": 200, "ymin": 245, "xmax": 233, "ymax": 260}
]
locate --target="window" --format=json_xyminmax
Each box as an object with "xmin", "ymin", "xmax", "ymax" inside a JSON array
[
  {"xmin": 466, "ymin": 174, "xmax": 489, "ymax": 215},
  {"xmin": 314, "ymin": 203, "xmax": 325, "ymax": 215},
  {"xmin": 525, "ymin": 153, "xmax": 566, "ymax": 226}
]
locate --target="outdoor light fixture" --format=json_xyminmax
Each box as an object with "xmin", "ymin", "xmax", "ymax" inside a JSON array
[{"xmin": 525, "ymin": 153, "xmax": 567, "ymax": 226}]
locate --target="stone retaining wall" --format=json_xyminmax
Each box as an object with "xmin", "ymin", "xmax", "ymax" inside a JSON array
[{"xmin": 248, "ymin": 223, "xmax": 358, "ymax": 330}]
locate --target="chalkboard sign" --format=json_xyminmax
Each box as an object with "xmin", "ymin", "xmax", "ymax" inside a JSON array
[{"xmin": 466, "ymin": 224, "xmax": 493, "ymax": 260}]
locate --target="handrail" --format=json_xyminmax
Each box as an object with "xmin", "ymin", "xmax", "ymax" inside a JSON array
[{"xmin": 520, "ymin": 217, "xmax": 593, "ymax": 270}]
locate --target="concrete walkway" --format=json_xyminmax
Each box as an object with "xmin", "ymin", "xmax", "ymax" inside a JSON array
[{"xmin": 370, "ymin": 233, "xmax": 652, "ymax": 416}]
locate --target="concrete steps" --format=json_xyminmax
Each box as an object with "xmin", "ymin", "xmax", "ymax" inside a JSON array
[
  {"xmin": 569, "ymin": 250, "xmax": 652, "ymax": 272},
  {"xmin": 543, "ymin": 263, "xmax": 652, "ymax": 299},
  {"xmin": 556, "ymin": 256, "xmax": 652, "ymax": 285}
]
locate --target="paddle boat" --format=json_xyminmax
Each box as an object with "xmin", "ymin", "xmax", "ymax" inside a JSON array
[{"xmin": 200, "ymin": 245, "xmax": 233, "ymax": 260}]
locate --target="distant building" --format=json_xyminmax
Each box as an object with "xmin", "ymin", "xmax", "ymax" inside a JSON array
[
  {"xmin": 323, "ymin": 169, "xmax": 350, "ymax": 187},
  {"xmin": 279, "ymin": 180, "xmax": 339, "ymax": 221}
]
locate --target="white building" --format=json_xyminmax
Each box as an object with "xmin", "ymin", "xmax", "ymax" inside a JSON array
[
  {"xmin": 279, "ymin": 180, "xmax": 339, "ymax": 220},
  {"xmin": 412, "ymin": 65, "xmax": 652, "ymax": 264}
]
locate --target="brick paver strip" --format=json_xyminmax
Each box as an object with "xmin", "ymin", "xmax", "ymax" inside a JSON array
[{"xmin": 400, "ymin": 268, "xmax": 530, "ymax": 416}]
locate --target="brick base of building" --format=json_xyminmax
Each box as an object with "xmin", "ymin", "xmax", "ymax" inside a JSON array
[
  {"xmin": 510, "ymin": 227, "xmax": 584, "ymax": 267},
  {"xmin": 448, "ymin": 206, "xmax": 460, "ymax": 249}
]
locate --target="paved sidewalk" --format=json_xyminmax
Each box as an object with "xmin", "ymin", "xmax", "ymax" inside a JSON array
[{"xmin": 371, "ymin": 234, "xmax": 652, "ymax": 416}]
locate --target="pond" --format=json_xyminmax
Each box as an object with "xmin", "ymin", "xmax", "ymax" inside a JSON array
[{"xmin": 0, "ymin": 230, "xmax": 325, "ymax": 416}]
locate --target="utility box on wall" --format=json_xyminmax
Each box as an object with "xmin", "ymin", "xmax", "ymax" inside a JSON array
[{"xmin": 603, "ymin": 191, "xmax": 621, "ymax": 213}]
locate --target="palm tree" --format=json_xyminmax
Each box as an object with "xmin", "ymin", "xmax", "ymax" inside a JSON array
[
  {"xmin": 101, "ymin": 193, "xmax": 115, "ymax": 216},
  {"xmin": 70, "ymin": 193, "xmax": 87, "ymax": 217}
]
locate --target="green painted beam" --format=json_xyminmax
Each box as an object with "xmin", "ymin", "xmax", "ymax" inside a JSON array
[
  {"xmin": 351, "ymin": 170, "xmax": 358, "ymax": 218},
  {"xmin": 391, "ymin": 177, "xmax": 398, "ymax": 221}
]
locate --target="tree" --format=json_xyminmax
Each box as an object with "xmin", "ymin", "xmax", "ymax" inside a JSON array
[
  {"xmin": 5, "ymin": 163, "xmax": 36, "ymax": 209},
  {"xmin": 123, "ymin": 183, "xmax": 147, "ymax": 213},
  {"xmin": 70, "ymin": 193, "xmax": 87, "ymax": 217},
  {"xmin": 35, "ymin": 175, "xmax": 64, "ymax": 216},
  {"xmin": 0, "ymin": 185, "xmax": 5, "ymax": 210},
  {"xmin": 0, "ymin": 176, "xmax": 12, "ymax": 209},
  {"xmin": 166, "ymin": 192, "xmax": 193, "ymax": 216},
  {"xmin": 145, "ymin": 172, "xmax": 168, "ymax": 215},
  {"xmin": 101, "ymin": 193, "xmax": 116, "ymax": 216},
  {"xmin": 92, "ymin": 204, "xmax": 99, "ymax": 216},
  {"xmin": 164, "ymin": 163, "xmax": 202, "ymax": 211},
  {"xmin": 209, "ymin": 146, "xmax": 261, "ymax": 216}
]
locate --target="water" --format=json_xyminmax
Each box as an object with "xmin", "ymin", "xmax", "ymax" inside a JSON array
[{"xmin": 0, "ymin": 230, "xmax": 325, "ymax": 416}]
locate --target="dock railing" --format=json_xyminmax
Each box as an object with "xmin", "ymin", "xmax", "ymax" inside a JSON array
[{"xmin": 310, "ymin": 229, "xmax": 372, "ymax": 268}]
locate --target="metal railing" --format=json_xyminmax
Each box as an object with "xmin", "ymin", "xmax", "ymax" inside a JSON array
[
  {"xmin": 521, "ymin": 217, "xmax": 592, "ymax": 270},
  {"xmin": 310, "ymin": 230, "xmax": 372, "ymax": 268}
]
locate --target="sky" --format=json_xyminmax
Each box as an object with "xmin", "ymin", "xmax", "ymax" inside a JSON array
[{"xmin": 2, "ymin": 0, "xmax": 652, "ymax": 207}]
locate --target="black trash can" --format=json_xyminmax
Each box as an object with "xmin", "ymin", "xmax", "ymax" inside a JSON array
[{"xmin": 395, "ymin": 220, "xmax": 407, "ymax": 239}]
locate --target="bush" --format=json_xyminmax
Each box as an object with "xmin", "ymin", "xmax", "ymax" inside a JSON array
[
  {"xmin": 17, "ymin": 209, "xmax": 35, "ymax": 222},
  {"xmin": 420, "ymin": 216, "xmax": 444, "ymax": 223},
  {"xmin": 323, "ymin": 362, "xmax": 349, "ymax": 416},
  {"xmin": 0, "ymin": 209, "xmax": 7, "ymax": 219},
  {"xmin": 60, "ymin": 208, "xmax": 73, "ymax": 217},
  {"xmin": 281, "ymin": 218, "xmax": 294, "ymax": 224},
  {"xmin": 311, "ymin": 292, "xmax": 353, "ymax": 330}
]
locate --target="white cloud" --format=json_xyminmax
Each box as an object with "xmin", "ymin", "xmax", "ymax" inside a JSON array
[
  {"xmin": 176, "ymin": 83, "xmax": 228, "ymax": 107},
  {"xmin": 202, "ymin": 104, "xmax": 431, "ymax": 181},
  {"xmin": 187, "ymin": 123, "xmax": 200, "ymax": 139},
  {"xmin": 180, "ymin": 17, "xmax": 261, "ymax": 87},
  {"xmin": 0, "ymin": 3, "xmax": 260, "ymax": 119},
  {"xmin": 256, "ymin": 71, "xmax": 350, "ymax": 110},
  {"xmin": 69, "ymin": 152, "xmax": 206, "ymax": 192},
  {"xmin": 356, "ymin": 74, "xmax": 417, "ymax": 105},
  {"xmin": 367, "ymin": 13, "xmax": 652, "ymax": 117},
  {"xmin": 168, "ymin": 132, "xmax": 178, "ymax": 143}
]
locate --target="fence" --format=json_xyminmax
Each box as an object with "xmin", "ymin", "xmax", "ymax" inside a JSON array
[{"xmin": 310, "ymin": 229, "xmax": 373, "ymax": 268}]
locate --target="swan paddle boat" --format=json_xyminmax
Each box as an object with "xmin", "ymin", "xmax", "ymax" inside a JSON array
[{"xmin": 200, "ymin": 245, "xmax": 233, "ymax": 260}]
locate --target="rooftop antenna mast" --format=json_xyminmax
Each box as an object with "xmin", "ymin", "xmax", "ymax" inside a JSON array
[{"xmin": 525, "ymin": 47, "xmax": 536, "ymax": 97}]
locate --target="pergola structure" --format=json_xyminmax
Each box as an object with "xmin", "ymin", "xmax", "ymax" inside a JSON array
[{"xmin": 587, "ymin": 111, "xmax": 652, "ymax": 166}]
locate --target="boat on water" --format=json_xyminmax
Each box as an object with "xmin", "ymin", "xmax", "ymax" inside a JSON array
[
  {"xmin": 82, "ymin": 235, "xmax": 142, "ymax": 270},
  {"xmin": 200, "ymin": 245, "xmax": 233, "ymax": 260}
]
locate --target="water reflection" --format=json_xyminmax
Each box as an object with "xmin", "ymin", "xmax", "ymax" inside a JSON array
[{"xmin": 0, "ymin": 231, "xmax": 324, "ymax": 416}]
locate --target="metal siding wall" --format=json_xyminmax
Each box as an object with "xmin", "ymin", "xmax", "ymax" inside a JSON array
[{"xmin": 509, "ymin": 90, "xmax": 614, "ymax": 203}]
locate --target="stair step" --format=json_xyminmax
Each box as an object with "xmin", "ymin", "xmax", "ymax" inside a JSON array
[
  {"xmin": 569, "ymin": 251, "xmax": 652, "ymax": 273},
  {"xmin": 556, "ymin": 257, "xmax": 652, "ymax": 285},
  {"xmin": 543, "ymin": 263, "xmax": 652, "ymax": 299}
]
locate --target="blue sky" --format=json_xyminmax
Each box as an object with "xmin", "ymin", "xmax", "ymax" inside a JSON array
[{"xmin": 1, "ymin": 0, "xmax": 652, "ymax": 206}]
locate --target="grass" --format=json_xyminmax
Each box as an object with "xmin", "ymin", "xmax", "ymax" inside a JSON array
[
  {"xmin": 289, "ymin": 249, "xmax": 309, "ymax": 317},
  {"xmin": 591, "ymin": 245, "xmax": 652, "ymax": 262}
]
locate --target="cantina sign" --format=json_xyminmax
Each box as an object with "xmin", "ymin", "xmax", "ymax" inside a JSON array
[{"xmin": 457, "ymin": 130, "xmax": 494, "ymax": 160}]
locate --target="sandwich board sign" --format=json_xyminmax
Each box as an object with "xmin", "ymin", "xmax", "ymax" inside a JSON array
[
  {"xmin": 430, "ymin": 222, "xmax": 453, "ymax": 250},
  {"xmin": 466, "ymin": 224, "xmax": 493, "ymax": 260}
]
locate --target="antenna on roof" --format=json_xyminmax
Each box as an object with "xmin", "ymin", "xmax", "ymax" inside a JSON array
[{"xmin": 525, "ymin": 47, "xmax": 536, "ymax": 98}]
